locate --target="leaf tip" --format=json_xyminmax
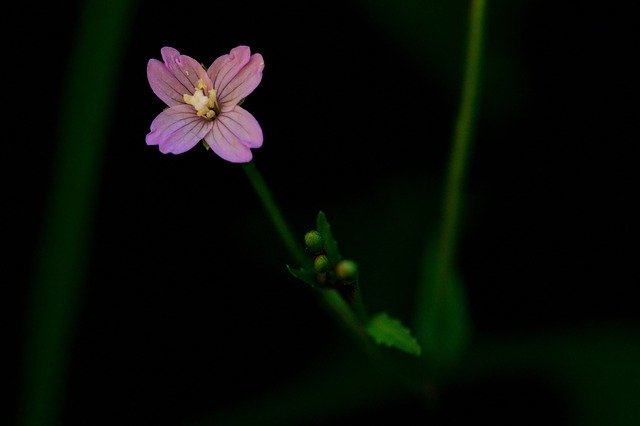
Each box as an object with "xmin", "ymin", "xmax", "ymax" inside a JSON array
[{"xmin": 366, "ymin": 312, "xmax": 422, "ymax": 356}]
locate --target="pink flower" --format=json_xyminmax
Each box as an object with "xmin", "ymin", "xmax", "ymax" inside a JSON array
[{"xmin": 146, "ymin": 46, "xmax": 264, "ymax": 162}]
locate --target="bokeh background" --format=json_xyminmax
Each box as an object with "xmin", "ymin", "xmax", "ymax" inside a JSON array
[{"xmin": 10, "ymin": 0, "xmax": 638, "ymax": 425}]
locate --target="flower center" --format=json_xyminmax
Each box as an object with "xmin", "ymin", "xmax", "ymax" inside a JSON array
[{"xmin": 183, "ymin": 79, "xmax": 219, "ymax": 119}]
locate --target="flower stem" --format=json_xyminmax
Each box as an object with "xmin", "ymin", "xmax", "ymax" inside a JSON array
[
  {"xmin": 242, "ymin": 162, "xmax": 377, "ymax": 354},
  {"xmin": 242, "ymin": 162, "xmax": 309, "ymax": 267}
]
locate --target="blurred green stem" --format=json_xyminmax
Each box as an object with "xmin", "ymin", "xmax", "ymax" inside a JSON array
[
  {"xmin": 20, "ymin": 1, "xmax": 135, "ymax": 425},
  {"xmin": 414, "ymin": 0, "xmax": 486, "ymax": 370},
  {"xmin": 435, "ymin": 0, "xmax": 485, "ymax": 308}
]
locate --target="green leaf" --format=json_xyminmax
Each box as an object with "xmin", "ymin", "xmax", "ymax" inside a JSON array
[
  {"xmin": 366, "ymin": 312, "xmax": 422, "ymax": 356},
  {"xmin": 316, "ymin": 211, "xmax": 342, "ymax": 266},
  {"xmin": 286, "ymin": 265, "xmax": 318, "ymax": 288}
]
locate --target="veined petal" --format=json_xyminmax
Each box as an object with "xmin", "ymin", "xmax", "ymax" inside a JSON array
[
  {"xmin": 161, "ymin": 47, "xmax": 212, "ymax": 94},
  {"xmin": 205, "ymin": 119, "xmax": 254, "ymax": 163},
  {"xmin": 146, "ymin": 105, "xmax": 212, "ymax": 154},
  {"xmin": 207, "ymin": 46, "xmax": 252, "ymax": 98},
  {"xmin": 218, "ymin": 53, "xmax": 264, "ymax": 107},
  {"xmin": 147, "ymin": 59, "xmax": 188, "ymax": 107},
  {"xmin": 217, "ymin": 106, "xmax": 263, "ymax": 148}
]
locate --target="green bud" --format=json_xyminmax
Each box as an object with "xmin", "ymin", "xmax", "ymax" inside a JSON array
[
  {"xmin": 314, "ymin": 254, "xmax": 330, "ymax": 273},
  {"xmin": 304, "ymin": 230, "xmax": 324, "ymax": 253},
  {"xmin": 336, "ymin": 259, "xmax": 358, "ymax": 282}
]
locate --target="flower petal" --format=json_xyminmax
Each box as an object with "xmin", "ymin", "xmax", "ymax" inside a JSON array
[
  {"xmin": 205, "ymin": 119, "xmax": 255, "ymax": 163},
  {"xmin": 147, "ymin": 59, "xmax": 188, "ymax": 107},
  {"xmin": 146, "ymin": 105, "xmax": 212, "ymax": 154},
  {"xmin": 208, "ymin": 46, "xmax": 250, "ymax": 91},
  {"xmin": 161, "ymin": 47, "xmax": 212, "ymax": 94},
  {"xmin": 217, "ymin": 106, "xmax": 263, "ymax": 148},
  {"xmin": 217, "ymin": 53, "xmax": 264, "ymax": 107},
  {"xmin": 207, "ymin": 46, "xmax": 264, "ymax": 106}
]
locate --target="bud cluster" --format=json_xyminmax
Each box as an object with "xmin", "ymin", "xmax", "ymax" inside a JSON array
[{"xmin": 303, "ymin": 230, "xmax": 358, "ymax": 290}]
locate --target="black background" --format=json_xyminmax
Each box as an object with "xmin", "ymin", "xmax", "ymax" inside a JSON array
[{"xmin": 10, "ymin": 0, "xmax": 638, "ymax": 425}]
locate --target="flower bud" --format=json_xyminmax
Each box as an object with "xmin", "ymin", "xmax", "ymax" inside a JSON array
[
  {"xmin": 304, "ymin": 230, "xmax": 324, "ymax": 254},
  {"xmin": 336, "ymin": 259, "xmax": 358, "ymax": 282},
  {"xmin": 314, "ymin": 254, "xmax": 330, "ymax": 273}
]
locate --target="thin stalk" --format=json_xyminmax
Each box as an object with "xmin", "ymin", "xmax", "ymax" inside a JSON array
[
  {"xmin": 414, "ymin": 0, "xmax": 486, "ymax": 369},
  {"xmin": 242, "ymin": 162, "xmax": 309, "ymax": 268},
  {"xmin": 242, "ymin": 162, "xmax": 376, "ymax": 354},
  {"xmin": 435, "ymin": 0, "xmax": 486, "ymax": 304}
]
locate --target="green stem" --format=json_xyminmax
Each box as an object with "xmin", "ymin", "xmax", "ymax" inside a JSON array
[
  {"xmin": 243, "ymin": 162, "xmax": 309, "ymax": 267},
  {"xmin": 320, "ymin": 290, "xmax": 372, "ymax": 351},
  {"xmin": 353, "ymin": 284, "xmax": 370, "ymax": 325},
  {"xmin": 242, "ymin": 163, "xmax": 376, "ymax": 354},
  {"xmin": 435, "ymin": 0, "xmax": 486, "ymax": 301}
]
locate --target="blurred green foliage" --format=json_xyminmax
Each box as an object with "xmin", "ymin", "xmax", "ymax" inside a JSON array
[
  {"xmin": 358, "ymin": 0, "xmax": 527, "ymax": 121},
  {"xmin": 21, "ymin": 1, "xmax": 136, "ymax": 425}
]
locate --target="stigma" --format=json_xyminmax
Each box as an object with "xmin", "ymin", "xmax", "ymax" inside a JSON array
[{"xmin": 183, "ymin": 79, "xmax": 219, "ymax": 119}]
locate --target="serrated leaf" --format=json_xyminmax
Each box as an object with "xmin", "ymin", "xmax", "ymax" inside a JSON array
[
  {"xmin": 366, "ymin": 312, "xmax": 422, "ymax": 356},
  {"xmin": 286, "ymin": 265, "xmax": 318, "ymax": 287},
  {"xmin": 316, "ymin": 211, "xmax": 341, "ymax": 266}
]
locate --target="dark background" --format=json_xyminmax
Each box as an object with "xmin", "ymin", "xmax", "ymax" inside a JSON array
[{"xmin": 10, "ymin": 0, "xmax": 638, "ymax": 425}]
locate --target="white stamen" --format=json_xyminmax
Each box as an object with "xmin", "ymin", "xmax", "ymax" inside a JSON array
[{"xmin": 183, "ymin": 79, "xmax": 218, "ymax": 119}]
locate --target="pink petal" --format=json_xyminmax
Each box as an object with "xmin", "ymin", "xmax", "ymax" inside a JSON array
[
  {"xmin": 216, "ymin": 106, "xmax": 263, "ymax": 148},
  {"xmin": 160, "ymin": 47, "xmax": 213, "ymax": 94},
  {"xmin": 208, "ymin": 46, "xmax": 250, "ymax": 90},
  {"xmin": 217, "ymin": 53, "xmax": 264, "ymax": 108},
  {"xmin": 147, "ymin": 59, "xmax": 188, "ymax": 107},
  {"xmin": 146, "ymin": 105, "xmax": 213, "ymax": 154},
  {"xmin": 208, "ymin": 46, "xmax": 264, "ymax": 106},
  {"xmin": 205, "ymin": 119, "xmax": 255, "ymax": 163}
]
